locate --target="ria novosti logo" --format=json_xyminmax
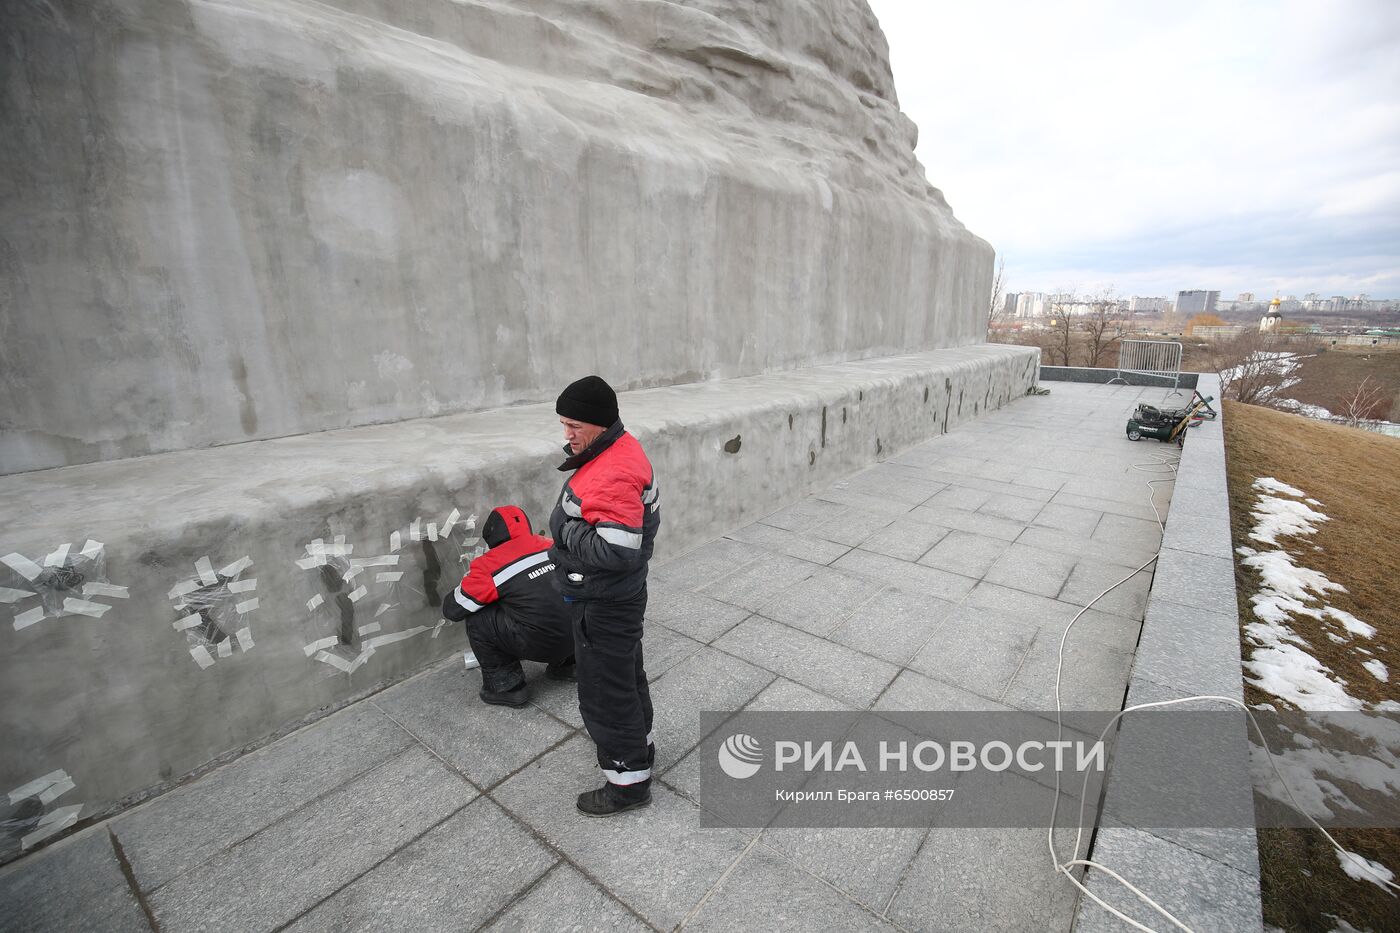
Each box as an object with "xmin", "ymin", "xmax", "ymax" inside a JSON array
[
  {"xmin": 717, "ymin": 733, "xmax": 763, "ymax": 779},
  {"xmin": 716, "ymin": 734, "xmax": 1107, "ymax": 779}
]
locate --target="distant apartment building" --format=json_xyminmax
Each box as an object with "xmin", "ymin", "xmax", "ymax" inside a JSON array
[
  {"xmin": 1128, "ymin": 296, "xmax": 1167, "ymax": 312},
  {"xmin": 1237, "ymin": 292, "xmax": 1254, "ymax": 302},
  {"xmin": 1002, "ymin": 292, "xmax": 1019, "ymax": 317},
  {"xmin": 1016, "ymin": 292, "xmax": 1053, "ymax": 318},
  {"xmin": 1175, "ymin": 290, "xmax": 1220, "ymax": 314}
]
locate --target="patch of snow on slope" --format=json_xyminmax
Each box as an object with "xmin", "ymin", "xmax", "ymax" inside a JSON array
[
  {"xmin": 1336, "ymin": 847, "xmax": 1396, "ymax": 893},
  {"xmin": 1239, "ymin": 477, "xmax": 1382, "ymax": 712}
]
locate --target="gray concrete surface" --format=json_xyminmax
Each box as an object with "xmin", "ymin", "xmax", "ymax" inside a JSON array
[
  {"xmin": 0, "ymin": 0, "xmax": 992, "ymax": 474},
  {"xmin": 0, "ymin": 382, "xmax": 1205, "ymax": 932},
  {"xmin": 0, "ymin": 345, "xmax": 1036, "ymax": 854}
]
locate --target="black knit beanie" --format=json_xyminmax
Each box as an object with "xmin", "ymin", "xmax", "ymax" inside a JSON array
[{"xmin": 556, "ymin": 375, "xmax": 618, "ymax": 428}]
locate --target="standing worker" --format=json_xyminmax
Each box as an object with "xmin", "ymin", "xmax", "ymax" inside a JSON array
[
  {"xmin": 441, "ymin": 505, "xmax": 574, "ymax": 708},
  {"xmin": 549, "ymin": 375, "xmax": 661, "ymax": 816}
]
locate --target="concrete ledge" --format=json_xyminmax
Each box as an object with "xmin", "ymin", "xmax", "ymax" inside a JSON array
[
  {"xmin": 0, "ymin": 343, "xmax": 1038, "ymax": 855},
  {"xmin": 1039, "ymin": 365, "xmax": 1200, "ymax": 389},
  {"xmin": 1073, "ymin": 374, "xmax": 1264, "ymax": 931}
]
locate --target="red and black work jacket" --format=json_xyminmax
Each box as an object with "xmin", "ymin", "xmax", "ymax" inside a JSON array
[
  {"xmin": 548, "ymin": 421, "xmax": 661, "ymax": 601},
  {"xmin": 442, "ymin": 506, "xmax": 561, "ymax": 632}
]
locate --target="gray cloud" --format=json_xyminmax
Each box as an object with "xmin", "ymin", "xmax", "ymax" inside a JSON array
[{"xmin": 869, "ymin": 0, "xmax": 1400, "ymax": 297}]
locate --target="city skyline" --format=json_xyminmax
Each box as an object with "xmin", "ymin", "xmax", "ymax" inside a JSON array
[{"xmin": 867, "ymin": 0, "xmax": 1400, "ymax": 299}]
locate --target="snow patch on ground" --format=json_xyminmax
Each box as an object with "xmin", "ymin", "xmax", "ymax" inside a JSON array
[
  {"xmin": 1253, "ymin": 476, "xmax": 1307, "ymax": 498},
  {"xmin": 1336, "ymin": 847, "xmax": 1396, "ymax": 892},
  {"xmin": 1239, "ymin": 546, "xmax": 1345, "ymax": 601},
  {"xmin": 1276, "ymin": 397, "xmax": 1336, "ymax": 420},
  {"xmin": 1239, "ymin": 477, "xmax": 1383, "ymax": 712},
  {"xmin": 1363, "ymin": 659, "xmax": 1390, "ymax": 683},
  {"xmin": 1247, "ymin": 491, "xmax": 1331, "ymax": 546},
  {"xmin": 1329, "ymin": 607, "xmax": 1377, "ymax": 640}
]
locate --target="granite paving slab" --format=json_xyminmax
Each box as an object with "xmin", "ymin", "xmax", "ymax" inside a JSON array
[
  {"xmin": 683, "ymin": 842, "xmax": 898, "ymax": 931},
  {"xmin": 755, "ymin": 565, "xmax": 884, "ymax": 636},
  {"xmin": 725, "ymin": 521, "xmax": 852, "ymax": 566},
  {"xmin": 645, "ymin": 646, "xmax": 773, "ymax": 772},
  {"xmin": 1073, "ymin": 827, "xmax": 1262, "ymax": 933},
  {"xmin": 147, "ymin": 746, "xmax": 473, "ymax": 932},
  {"xmin": 980, "ymin": 543, "xmax": 1080, "ymax": 598},
  {"xmin": 885, "ymin": 828, "xmax": 1084, "ymax": 933},
  {"xmin": 373, "ymin": 665, "xmax": 573, "ymax": 788},
  {"xmin": 284, "ymin": 798, "xmax": 555, "ymax": 932},
  {"xmin": 1031, "ymin": 502, "xmax": 1104, "ymax": 536},
  {"xmin": 482, "ymin": 863, "xmax": 651, "ymax": 933},
  {"xmin": 715, "ymin": 615, "xmax": 900, "ymax": 710},
  {"xmin": 856, "ymin": 518, "xmax": 952, "ymax": 563},
  {"xmin": 829, "ymin": 586, "xmax": 956, "ymax": 665},
  {"xmin": 112, "ymin": 702, "xmax": 415, "ymax": 893},
  {"xmin": 643, "ymin": 581, "xmax": 752, "ymax": 644},
  {"xmin": 908, "ymin": 606, "xmax": 1038, "ymax": 701},
  {"xmin": 491, "ymin": 736, "xmax": 750, "ymax": 931},
  {"xmin": 0, "ymin": 829, "xmax": 150, "ymax": 933},
  {"xmin": 832, "ymin": 548, "xmax": 979, "ymax": 603},
  {"xmin": 916, "ymin": 529, "xmax": 1014, "ymax": 578}
]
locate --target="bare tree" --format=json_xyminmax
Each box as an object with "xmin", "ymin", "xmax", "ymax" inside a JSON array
[
  {"xmin": 1337, "ymin": 376, "xmax": 1388, "ymax": 427},
  {"xmin": 1203, "ymin": 330, "xmax": 1294, "ymax": 406},
  {"xmin": 1044, "ymin": 293, "xmax": 1076, "ymax": 366},
  {"xmin": 1080, "ymin": 289, "xmax": 1125, "ymax": 367},
  {"xmin": 987, "ymin": 255, "xmax": 1009, "ymax": 333}
]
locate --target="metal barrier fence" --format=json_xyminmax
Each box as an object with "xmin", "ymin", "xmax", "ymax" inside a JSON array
[{"xmin": 1112, "ymin": 339, "xmax": 1183, "ymax": 392}]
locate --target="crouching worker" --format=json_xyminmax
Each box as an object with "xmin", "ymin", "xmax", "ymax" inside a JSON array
[{"xmin": 440, "ymin": 505, "xmax": 574, "ymax": 708}]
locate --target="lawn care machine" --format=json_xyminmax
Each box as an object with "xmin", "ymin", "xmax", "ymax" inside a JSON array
[
  {"xmin": 1125, "ymin": 392, "xmax": 1215, "ymax": 446},
  {"xmin": 1134, "ymin": 389, "xmax": 1218, "ymax": 423}
]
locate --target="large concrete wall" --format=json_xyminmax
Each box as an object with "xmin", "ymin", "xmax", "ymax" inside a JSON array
[
  {"xmin": 0, "ymin": 345, "xmax": 1036, "ymax": 859},
  {"xmin": 0, "ymin": 0, "xmax": 992, "ymax": 474}
]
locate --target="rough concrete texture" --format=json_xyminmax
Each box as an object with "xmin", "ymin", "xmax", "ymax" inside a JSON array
[
  {"xmin": 0, "ymin": 344, "xmax": 1036, "ymax": 853},
  {"xmin": 0, "ymin": 0, "xmax": 992, "ymax": 473}
]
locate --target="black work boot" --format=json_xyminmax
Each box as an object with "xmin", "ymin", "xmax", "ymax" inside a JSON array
[
  {"xmin": 480, "ymin": 667, "xmax": 528, "ymax": 708},
  {"xmin": 576, "ymin": 780, "xmax": 651, "ymax": 817},
  {"xmin": 479, "ymin": 683, "xmax": 528, "ymax": 708},
  {"xmin": 545, "ymin": 655, "xmax": 577, "ymax": 682}
]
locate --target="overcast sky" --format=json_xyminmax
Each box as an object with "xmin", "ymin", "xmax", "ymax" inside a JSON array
[{"xmin": 866, "ymin": 0, "xmax": 1400, "ymax": 299}]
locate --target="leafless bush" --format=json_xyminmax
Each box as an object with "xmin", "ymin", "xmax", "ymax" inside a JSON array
[
  {"xmin": 1204, "ymin": 330, "xmax": 1297, "ymax": 406},
  {"xmin": 1337, "ymin": 376, "xmax": 1389, "ymax": 427},
  {"xmin": 1080, "ymin": 290, "xmax": 1125, "ymax": 367},
  {"xmin": 987, "ymin": 255, "xmax": 1008, "ymax": 334}
]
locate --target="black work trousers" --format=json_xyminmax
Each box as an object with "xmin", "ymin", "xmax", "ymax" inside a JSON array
[
  {"xmin": 465, "ymin": 603, "xmax": 572, "ymax": 693},
  {"xmin": 571, "ymin": 587, "xmax": 654, "ymax": 785}
]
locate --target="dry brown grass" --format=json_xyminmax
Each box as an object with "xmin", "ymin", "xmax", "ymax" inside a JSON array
[
  {"xmin": 1224, "ymin": 400, "xmax": 1400, "ymax": 932},
  {"xmin": 1285, "ymin": 346, "xmax": 1400, "ymax": 421}
]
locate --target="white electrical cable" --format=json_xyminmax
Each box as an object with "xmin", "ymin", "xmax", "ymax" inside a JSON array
[{"xmin": 1047, "ymin": 429, "xmax": 1398, "ymax": 932}]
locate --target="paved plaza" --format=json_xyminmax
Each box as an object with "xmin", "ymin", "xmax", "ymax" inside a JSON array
[{"xmin": 1, "ymin": 383, "xmax": 1185, "ymax": 932}]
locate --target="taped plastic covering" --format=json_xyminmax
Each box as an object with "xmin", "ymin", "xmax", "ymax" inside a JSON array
[
  {"xmin": 2, "ymin": 541, "xmax": 130, "ymax": 632},
  {"xmin": 167, "ymin": 556, "xmax": 259, "ymax": 668},
  {"xmin": 1, "ymin": 769, "xmax": 82, "ymax": 858},
  {"xmin": 296, "ymin": 509, "xmax": 477, "ymax": 677}
]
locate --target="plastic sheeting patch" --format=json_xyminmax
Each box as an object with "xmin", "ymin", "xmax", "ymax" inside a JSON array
[
  {"xmin": 168, "ymin": 556, "xmax": 259, "ymax": 669},
  {"xmin": 2, "ymin": 541, "xmax": 130, "ymax": 631},
  {"xmin": 297, "ymin": 509, "xmax": 478, "ymax": 677},
  {"xmin": 1, "ymin": 769, "xmax": 82, "ymax": 857}
]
